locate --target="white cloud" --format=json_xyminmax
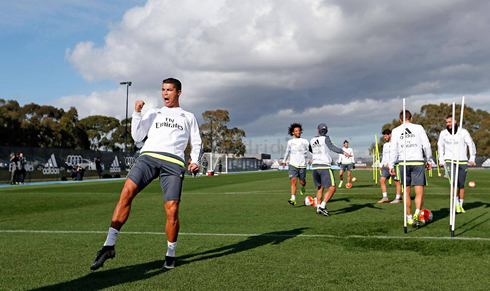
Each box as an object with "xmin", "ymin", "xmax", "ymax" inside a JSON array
[{"xmin": 56, "ymin": 0, "xmax": 490, "ymax": 156}]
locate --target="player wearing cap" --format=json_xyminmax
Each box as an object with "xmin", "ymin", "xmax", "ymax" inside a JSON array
[
  {"xmin": 282, "ymin": 123, "xmax": 309, "ymax": 206},
  {"xmin": 378, "ymin": 129, "xmax": 401, "ymax": 203},
  {"xmin": 437, "ymin": 115, "xmax": 476, "ymax": 213},
  {"xmin": 90, "ymin": 78, "xmax": 202, "ymax": 271},
  {"xmin": 310, "ymin": 123, "xmax": 352, "ymax": 216},
  {"xmin": 337, "ymin": 140, "xmax": 355, "ymax": 188},
  {"xmin": 389, "ymin": 110, "xmax": 433, "ymax": 228}
]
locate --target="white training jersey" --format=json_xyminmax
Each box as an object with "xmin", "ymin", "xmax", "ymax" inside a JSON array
[
  {"xmin": 310, "ymin": 135, "xmax": 344, "ymax": 167},
  {"xmin": 338, "ymin": 147, "xmax": 355, "ymax": 164},
  {"xmin": 389, "ymin": 122, "xmax": 432, "ymax": 168},
  {"xmin": 437, "ymin": 127, "xmax": 476, "ymax": 164},
  {"xmin": 380, "ymin": 142, "xmax": 395, "ymax": 167},
  {"xmin": 132, "ymin": 106, "xmax": 203, "ymax": 165},
  {"xmin": 282, "ymin": 138, "xmax": 309, "ymax": 168}
]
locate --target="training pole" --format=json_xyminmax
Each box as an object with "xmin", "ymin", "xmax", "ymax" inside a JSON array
[
  {"xmin": 436, "ymin": 150, "xmax": 441, "ymax": 177},
  {"xmin": 403, "ymin": 98, "xmax": 407, "ymax": 233},
  {"xmin": 449, "ymin": 102, "xmax": 456, "ymax": 234},
  {"xmin": 375, "ymin": 135, "xmax": 381, "ymax": 175},
  {"xmin": 372, "ymin": 149, "xmax": 376, "ymax": 183},
  {"xmin": 451, "ymin": 97, "xmax": 465, "ymax": 237}
]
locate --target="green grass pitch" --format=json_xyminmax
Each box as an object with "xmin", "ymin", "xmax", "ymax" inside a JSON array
[{"xmin": 1, "ymin": 169, "xmax": 489, "ymax": 290}]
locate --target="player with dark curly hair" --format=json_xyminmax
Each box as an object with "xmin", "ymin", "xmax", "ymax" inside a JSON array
[{"xmin": 282, "ymin": 123, "xmax": 309, "ymax": 206}]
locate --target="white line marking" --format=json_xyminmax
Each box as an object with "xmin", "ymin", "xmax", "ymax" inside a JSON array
[{"xmin": 1, "ymin": 229, "xmax": 489, "ymax": 241}]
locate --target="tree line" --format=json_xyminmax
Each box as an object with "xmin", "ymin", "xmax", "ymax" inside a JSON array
[
  {"xmin": 370, "ymin": 103, "xmax": 490, "ymax": 156},
  {"xmin": 1, "ymin": 100, "xmax": 246, "ymax": 155}
]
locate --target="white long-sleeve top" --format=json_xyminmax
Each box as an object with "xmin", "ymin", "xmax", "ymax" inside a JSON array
[
  {"xmin": 389, "ymin": 122, "xmax": 432, "ymax": 169},
  {"xmin": 131, "ymin": 106, "xmax": 203, "ymax": 166},
  {"xmin": 309, "ymin": 135, "xmax": 344, "ymax": 167},
  {"xmin": 282, "ymin": 138, "xmax": 309, "ymax": 168},
  {"xmin": 437, "ymin": 127, "xmax": 476, "ymax": 164},
  {"xmin": 380, "ymin": 142, "xmax": 392, "ymax": 167},
  {"xmin": 338, "ymin": 147, "xmax": 355, "ymax": 164}
]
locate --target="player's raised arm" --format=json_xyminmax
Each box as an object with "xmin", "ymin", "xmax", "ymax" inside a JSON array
[{"xmin": 131, "ymin": 100, "xmax": 155, "ymax": 142}]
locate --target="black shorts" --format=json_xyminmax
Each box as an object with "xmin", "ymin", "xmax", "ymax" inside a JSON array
[
  {"xmin": 289, "ymin": 165, "xmax": 306, "ymax": 181},
  {"xmin": 398, "ymin": 164, "xmax": 426, "ymax": 186},
  {"xmin": 127, "ymin": 152, "xmax": 186, "ymax": 202},
  {"xmin": 445, "ymin": 162, "xmax": 468, "ymax": 189},
  {"xmin": 312, "ymin": 167, "xmax": 335, "ymax": 188},
  {"xmin": 340, "ymin": 164, "xmax": 353, "ymax": 172}
]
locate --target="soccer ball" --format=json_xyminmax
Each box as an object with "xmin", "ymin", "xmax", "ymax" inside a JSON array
[
  {"xmin": 304, "ymin": 196, "xmax": 314, "ymax": 206},
  {"xmin": 352, "ymin": 177, "xmax": 357, "ymax": 182},
  {"xmin": 419, "ymin": 209, "xmax": 433, "ymax": 223},
  {"xmin": 438, "ymin": 173, "xmax": 442, "ymax": 177},
  {"xmin": 312, "ymin": 197, "xmax": 318, "ymax": 207},
  {"xmin": 346, "ymin": 183, "xmax": 352, "ymax": 189},
  {"xmin": 469, "ymin": 181, "xmax": 476, "ymax": 188}
]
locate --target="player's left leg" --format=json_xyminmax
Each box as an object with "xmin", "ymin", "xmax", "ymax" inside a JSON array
[
  {"xmin": 299, "ymin": 168, "xmax": 306, "ymax": 195},
  {"xmin": 160, "ymin": 171, "xmax": 185, "ymax": 270},
  {"xmin": 317, "ymin": 169, "xmax": 335, "ymax": 216},
  {"xmin": 347, "ymin": 169, "xmax": 352, "ymax": 184},
  {"xmin": 456, "ymin": 165, "xmax": 468, "ymax": 213},
  {"xmin": 338, "ymin": 169, "xmax": 344, "ymax": 187}
]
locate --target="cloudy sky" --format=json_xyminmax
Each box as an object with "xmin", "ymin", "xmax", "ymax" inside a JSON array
[{"xmin": 2, "ymin": 0, "xmax": 490, "ymax": 158}]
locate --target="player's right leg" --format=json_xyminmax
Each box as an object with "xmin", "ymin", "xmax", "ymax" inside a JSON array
[
  {"xmin": 91, "ymin": 155, "xmax": 156, "ymax": 271},
  {"xmin": 91, "ymin": 179, "xmax": 140, "ymax": 270}
]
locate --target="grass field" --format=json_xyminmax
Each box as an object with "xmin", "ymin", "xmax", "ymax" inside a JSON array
[{"xmin": 1, "ymin": 169, "xmax": 489, "ymax": 290}]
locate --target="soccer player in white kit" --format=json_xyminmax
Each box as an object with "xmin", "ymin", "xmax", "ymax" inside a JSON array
[
  {"xmin": 437, "ymin": 115, "xmax": 476, "ymax": 213},
  {"xmin": 389, "ymin": 110, "xmax": 433, "ymax": 228},
  {"xmin": 337, "ymin": 141, "xmax": 355, "ymax": 187},
  {"xmin": 90, "ymin": 78, "xmax": 203, "ymax": 271},
  {"xmin": 282, "ymin": 123, "xmax": 309, "ymax": 206},
  {"xmin": 310, "ymin": 123, "xmax": 352, "ymax": 216},
  {"xmin": 378, "ymin": 129, "xmax": 401, "ymax": 204}
]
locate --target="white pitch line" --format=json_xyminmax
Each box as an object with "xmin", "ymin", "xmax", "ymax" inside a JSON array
[{"xmin": 1, "ymin": 229, "xmax": 489, "ymax": 241}]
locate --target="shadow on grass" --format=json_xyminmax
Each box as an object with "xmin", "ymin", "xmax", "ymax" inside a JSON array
[
  {"xmin": 32, "ymin": 228, "xmax": 308, "ymax": 290},
  {"xmin": 431, "ymin": 201, "xmax": 490, "ymax": 224},
  {"xmin": 330, "ymin": 203, "xmax": 381, "ymax": 215},
  {"xmin": 177, "ymin": 227, "xmax": 308, "ymax": 267},
  {"xmin": 32, "ymin": 260, "xmax": 164, "ymax": 291}
]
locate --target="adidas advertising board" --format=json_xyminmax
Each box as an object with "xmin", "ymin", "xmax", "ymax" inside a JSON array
[
  {"xmin": 43, "ymin": 154, "xmax": 60, "ymax": 175},
  {"xmin": 110, "ymin": 156, "xmax": 121, "ymax": 173}
]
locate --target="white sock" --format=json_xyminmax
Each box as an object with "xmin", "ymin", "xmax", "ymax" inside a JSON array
[
  {"xmin": 320, "ymin": 201, "xmax": 326, "ymax": 209},
  {"xmin": 166, "ymin": 241, "xmax": 177, "ymax": 257},
  {"xmin": 415, "ymin": 209, "xmax": 420, "ymax": 215},
  {"xmin": 382, "ymin": 192, "xmax": 388, "ymax": 198},
  {"xmin": 460, "ymin": 199, "xmax": 464, "ymax": 206},
  {"xmin": 395, "ymin": 195, "xmax": 401, "ymax": 200},
  {"xmin": 104, "ymin": 227, "xmax": 119, "ymax": 246},
  {"xmin": 291, "ymin": 195, "xmax": 296, "ymax": 200},
  {"xmin": 407, "ymin": 214, "xmax": 413, "ymax": 220}
]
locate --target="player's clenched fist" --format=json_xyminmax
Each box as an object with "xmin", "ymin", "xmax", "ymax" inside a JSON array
[{"xmin": 135, "ymin": 100, "xmax": 145, "ymax": 112}]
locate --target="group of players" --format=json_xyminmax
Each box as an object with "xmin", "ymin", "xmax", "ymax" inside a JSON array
[
  {"xmin": 88, "ymin": 77, "xmax": 476, "ymax": 272},
  {"xmin": 281, "ymin": 110, "xmax": 477, "ymax": 227}
]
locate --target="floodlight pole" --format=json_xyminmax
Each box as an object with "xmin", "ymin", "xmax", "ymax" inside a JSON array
[{"xmin": 120, "ymin": 81, "xmax": 132, "ymax": 152}]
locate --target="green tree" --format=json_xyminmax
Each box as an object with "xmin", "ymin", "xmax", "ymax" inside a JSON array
[
  {"xmin": 77, "ymin": 115, "xmax": 120, "ymax": 151},
  {"xmin": 200, "ymin": 109, "xmax": 246, "ymax": 156},
  {"xmin": 369, "ymin": 103, "xmax": 490, "ymax": 157}
]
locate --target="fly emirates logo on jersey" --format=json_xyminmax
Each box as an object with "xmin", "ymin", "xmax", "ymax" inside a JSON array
[{"xmin": 155, "ymin": 117, "xmax": 184, "ymax": 131}]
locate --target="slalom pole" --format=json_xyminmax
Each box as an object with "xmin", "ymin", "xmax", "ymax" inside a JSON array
[
  {"xmin": 436, "ymin": 150, "xmax": 441, "ymax": 177},
  {"xmin": 375, "ymin": 135, "xmax": 381, "ymax": 175},
  {"xmin": 449, "ymin": 102, "xmax": 456, "ymax": 234},
  {"xmin": 372, "ymin": 149, "xmax": 375, "ymax": 182},
  {"xmin": 403, "ymin": 99, "xmax": 407, "ymax": 233},
  {"xmin": 451, "ymin": 97, "xmax": 465, "ymax": 237}
]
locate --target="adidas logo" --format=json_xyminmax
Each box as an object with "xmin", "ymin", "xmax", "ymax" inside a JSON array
[
  {"xmin": 400, "ymin": 128, "xmax": 415, "ymax": 139},
  {"xmin": 404, "ymin": 128, "xmax": 412, "ymax": 135},
  {"xmin": 110, "ymin": 156, "xmax": 121, "ymax": 173},
  {"xmin": 43, "ymin": 154, "xmax": 60, "ymax": 175},
  {"xmin": 313, "ymin": 139, "xmax": 320, "ymax": 146},
  {"xmin": 181, "ymin": 113, "xmax": 186, "ymax": 117}
]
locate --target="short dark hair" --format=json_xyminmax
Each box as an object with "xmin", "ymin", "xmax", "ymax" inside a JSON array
[
  {"xmin": 162, "ymin": 78, "xmax": 182, "ymax": 91},
  {"xmin": 399, "ymin": 110, "xmax": 412, "ymax": 121},
  {"xmin": 445, "ymin": 114, "xmax": 453, "ymax": 119},
  {"xmin": 382, "ymin": 129, "xmax": 391, "ymax": 135},
  {"xmin": 344, "ymin": 140, "xmax": 349, "ymax": 144},
  {"xmin": 288, "ymin": 123, "xmax": 302, "ymax": 136}
]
